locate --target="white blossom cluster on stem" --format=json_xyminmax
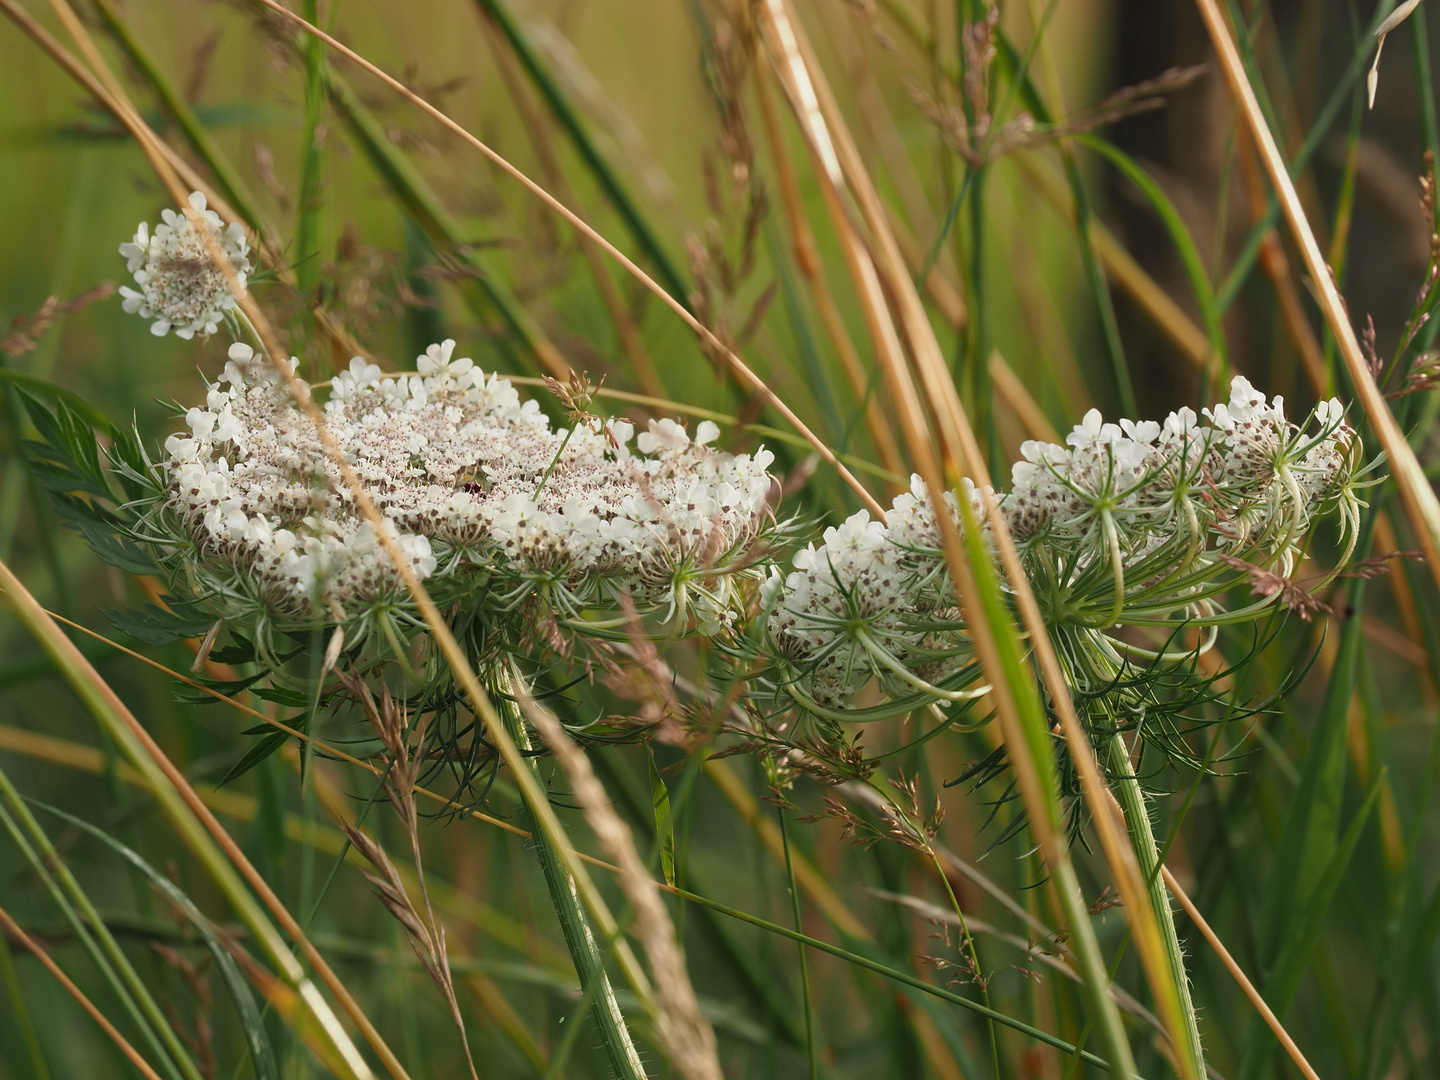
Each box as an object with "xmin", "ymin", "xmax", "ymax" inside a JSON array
[
  {"xmin": 155, "ymin": 340, "xmax": 778, "ymax": 645},
  {"xmin": 118, "ymin": 191, "xmax": 250, "ymax": 339},
  {"xmin": 761, "ymin": 376, "xmax": 1363, "ymax": 719}
]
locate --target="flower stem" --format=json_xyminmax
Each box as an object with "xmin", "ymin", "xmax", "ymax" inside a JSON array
[
  {"xmin": 495, "ymin": 670, "xmax": 646, "ymax": 1080},
  {"xmin": 1105, "ymin": 731, "xmax": 1206, "ymax": 1076},
  {"xmin": 532, "ymin": 423, "xmax": 576, "ymax": 500}
]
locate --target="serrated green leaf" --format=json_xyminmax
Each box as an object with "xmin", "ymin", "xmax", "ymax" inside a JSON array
[
  {"xmin": 0, "ymin": 369, "xmax": 111, "ymax": 428},
  {"xmin": 209, "ymin": 630, "xmax": 258, "ymax": 666},
  {"xmin": 106, "ymin": 420, "xmax": 162, "ymax": 500},
  {"xmin": 54, "ymin": 397, "xmax": 106, "ymax": 491},
  {"xmin": 219, "ymin": 729, "xmax": 292, "ymax": 787},
  {"xmin": 20, "ymin": 451, "xmax": 111, "ymax": 499},
  {"xmin": 65, "ymin": 515, "xmax": 158, "ymax": 575},
  {"xmin": 250, "ymin": 684, "xmax": 315, "ymax": 708},
  {"xmin": 102, "ymin": 602, "xmax": 215, "ymax": 646},
  {"xmin": 172, "ymin": 671, "xmax": 269, "ymax": 705}
]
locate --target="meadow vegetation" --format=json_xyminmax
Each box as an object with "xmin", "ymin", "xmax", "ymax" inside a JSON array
[{"xmin": 0, "ymin": 1, "xmax": 1437, "ymax": 1079}]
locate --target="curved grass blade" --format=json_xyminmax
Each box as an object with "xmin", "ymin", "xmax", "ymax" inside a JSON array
[
  {"xmin": 667, "ymin": 883, "xmax": 1135, "ymax": 1074},
  {"xmin": 322, "ymin": 71, "xmax": 567, "ymax": 380},
  {"xmin": 88, "ymin": 0, "xmax": 269, "ymax": 238},
  {"xmin": 1076, "ymin": 133, "xmax": 1230, "ymax": 390},
  {"xmin": 0, "ymin": 555, "xmax": 382, "ymax": 1080},
  {"xmin": 295, "ymin": 0, "xmax": 327, "ymax": 297},
  {"xmin": 0, "ymin": 765, "xmax": 202, "ymax": 1080},
  {"xmin": 28, "ymin": 799, "xmax": 281, "ymax": 1080},
  {"xmin": 1237, "ymin": 772, "xmax": 1385, "ymax": 1080},
  {"xmin": 471, "ymin": 0, "xmax": 690, "ymax": 306},
  {"xmin": 1214, "ymin": 0, "xmax": 1406, "ymax": 311},
  {"xmin": 0, "ymin": 902, "xmax": 166, "ymax": 1080}
]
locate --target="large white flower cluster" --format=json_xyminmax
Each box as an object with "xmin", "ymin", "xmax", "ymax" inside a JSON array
[
  {"xmin": 161, "ymin": 340, "xmax": 776, "ymax": 629},
  {"xmin": 119, "ymin": 192, "xmax": 251, "ymax": 339},
  {"xmin": 763, "ymin": 377, "xmax": 1360, "ymax": 715}
]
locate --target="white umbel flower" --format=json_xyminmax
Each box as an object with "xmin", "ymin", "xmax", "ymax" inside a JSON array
[
  {"xmin": 765, "ymin": 377, "xmax": 1363, "ymax": 716},
  {"xmin": 118, "ymin": 192, "xmax": 250, "ymax": 339},
  {"xmin": 158, "ymin": 343, "xmax": 778, "ymax": 627}
]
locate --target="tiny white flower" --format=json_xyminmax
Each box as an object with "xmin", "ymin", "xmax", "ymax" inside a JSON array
[{"xmin": 637, "ymin": 417, "xmax": 690, "ymax": 454}]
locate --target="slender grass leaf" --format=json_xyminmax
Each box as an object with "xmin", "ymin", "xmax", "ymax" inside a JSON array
[
  {"xmin": 647, "ymin": 745, "xmax": 676, "ymax": 888},
  {"xmin": 1239, "ymin": 771, "xmax": 1384, "ymax": 1080},
  {"xmin": 1075, "ymin": 134, "xmax": 1228, "ymax": 383},
  {"xmin": 28, "ymin": 799, "xmax": 281, "ymax": 1080},
  {"xmin": 472, "ymin": 0, "xmax": 690, "ymax": 306}
]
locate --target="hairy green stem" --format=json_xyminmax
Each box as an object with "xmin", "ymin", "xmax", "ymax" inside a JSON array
[
  {"xmin": 496, "ymin": 672, "xmax": 646, "ymax": 1080},
  {"xmin": 1106, "ymin": 732, "xmax": 1206, "ymax": 1076}
]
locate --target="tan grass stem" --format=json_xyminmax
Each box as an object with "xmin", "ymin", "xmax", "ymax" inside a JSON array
[
  {"xmin": 0, "ymin": 902, "xmax": 166, "ymax": 1080},
  {"xmin": 754, "ymin": 57, "xmax": 908, "ymax": 485},
  {"xmin": 756, "ymin": 4, "xmax": 1198, "ymax": 1075},
  {"xmin": 1162, "ymin": 866, "xmax": 1323, "ymax": 1080},
  {"xmin": 1196, "ymin": 0, "xmax": 1440, "ymax": 592}
]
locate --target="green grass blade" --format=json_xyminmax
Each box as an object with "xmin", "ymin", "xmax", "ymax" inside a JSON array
[
  {"xmin": 1257, "ymin": 535, "xmax": 1374, "ymax": 963},
  {"xmin": 1238, "ymin": 771, "xmax": 1385, "ymax": 1080},
  {"xmin": 669, "ymin": 881, "xmax": 1135, "ymax": 1073},
  {"xmin": 324, "ymin": 70, "xmax": 560, "ymax": 376},
  {"xmin": 0, "ymin": 764, "xmax": 202, "ymax": 1080},
  {"xmin": 1215, "ymin": 0, "xmax": 1403, "ymax": 312},
  {"xmin": 0, "ymin": 923, "xmax": 52, "ymax": 1080},
  {"xmin": 294, "ymin": 0, "xmax": 327, "ymax": 296},
  {"xmin": 0, "ymin": 558, "xmax": 382, "ymax": 1080},
  {"xmin": 89, "ymin": 0, "xmax": 269, "ymax": 237},
  {"xmin": 1062, "ymin": 150, "xmax": 1135, "ymax": 416},
  {"xmin": 27, "ymin": 799, "xmax": 282, "ymax": 1080},
  {"xmin": 1076, "ymin": 134, "xmax": 1229, "ymax": 393},
  {"xmin": 471, "ymin": 0, "xmax": 690, "ymax": 306},
  {"xmin": 497, "ymin": 689, "xmax": 646, "ymax": 1080},
  {"xmin": 590, "ymin": 749, "xmax": 809, "ymax": 1048}
]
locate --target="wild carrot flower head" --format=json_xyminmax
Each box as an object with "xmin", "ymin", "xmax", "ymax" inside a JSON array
[
  {"xmin": 118, "ymin": 191, "xmax": 251, "ymax": 339},
  {"xmin": 759, "ymin": 377, "xmax": 1364, "ymax": 724},
  {"xmin": 152, "ymin": 341, "xmax": 779, "ymax": 651}
]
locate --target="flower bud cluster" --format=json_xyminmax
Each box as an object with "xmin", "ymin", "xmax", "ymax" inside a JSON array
[
  {"xmin": 763, "ymin": 377, "xmax": 1361, "ymax": 717},
  {"xmin": 119, "ymin": 192, "xmax": 251, "ymax": 339},
  {"xmin": 161, "ymin": 340, "xmax": 777, "ymax": 632}
]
